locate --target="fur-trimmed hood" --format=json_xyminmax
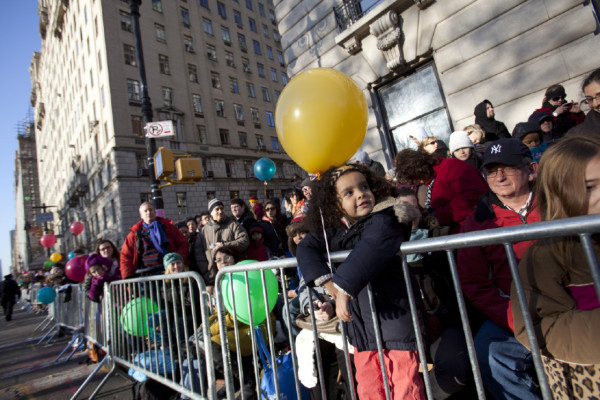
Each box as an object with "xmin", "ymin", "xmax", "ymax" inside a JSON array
[{"xmin": 374, "ymin": 196, "xmax": 420, "ymax": 228}]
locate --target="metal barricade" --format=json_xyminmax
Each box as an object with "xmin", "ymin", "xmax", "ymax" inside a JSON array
[
  {"xmin": 212, "ymin": 214, "xmax": 600, "ymax": 400},
  {"xmin": 91, "ymin": 271, "xmax": 213, "ymax": 400}
]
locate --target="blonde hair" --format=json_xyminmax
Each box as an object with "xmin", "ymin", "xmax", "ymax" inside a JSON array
[
  {"xmin": 418, "ymin": 136, "xmax": 438, "ymax": 151},
  {"xmin": 463, "ymin": 124, "xmax": 485, "ymax": 144}
]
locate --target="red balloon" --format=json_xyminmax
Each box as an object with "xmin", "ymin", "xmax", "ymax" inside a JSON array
[
  {"xmin": 70, "ymin": 221, "xmax": 85, "ymax": 236},
  {"xmin": 65, "ymin": 255, "xmax": 88, "ymax": 283},
  {"xmin": 40, "ymin": 233, "xmax": 57, "ymax": 248}
]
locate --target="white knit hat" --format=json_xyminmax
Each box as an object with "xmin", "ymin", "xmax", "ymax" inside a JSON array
[{"xmin": 449, "ymin": 131, "xmax": 474, "ymax": 154}]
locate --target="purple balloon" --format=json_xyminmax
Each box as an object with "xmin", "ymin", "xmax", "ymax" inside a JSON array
[{"xmin": 65, "ymin": 255, "xmax": 88, "ymax": 282}]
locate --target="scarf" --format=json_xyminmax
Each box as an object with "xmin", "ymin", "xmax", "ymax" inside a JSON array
[{"xmin": 143, "ymin": 220, "xmax": 169, "ymax": 255}]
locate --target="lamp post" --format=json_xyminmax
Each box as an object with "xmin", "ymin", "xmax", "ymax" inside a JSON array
[{"xmin": 128, "ymin": 0, "xmax": 165, "ymax": 215}]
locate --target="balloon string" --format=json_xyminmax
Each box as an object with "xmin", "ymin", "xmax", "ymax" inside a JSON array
[{"xmin": 319, "ymin": 206, "xmax": 334, "ymax": 275}]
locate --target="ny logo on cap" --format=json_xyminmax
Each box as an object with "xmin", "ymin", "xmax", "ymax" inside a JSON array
[{"xmin": 491, "ymin": 144, "xmax": 502, "ymax": 154}]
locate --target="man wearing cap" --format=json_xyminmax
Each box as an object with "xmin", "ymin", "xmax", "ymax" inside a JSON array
[
  {"xmin": 1, "ymin": 274, "xmax": 20, "ymax": 321},
  {"xmin": 458, "ymin": 139, "xmax": 541, "ymax": 400},
  {"xmin": 354, "ymin": 151, "xmax": 386, "ymax": 176},
  {"xmin": 197, "ymin": 198, "xmax": 249, "ymax": 289},
  {"xmin": 120, "ymin": 202, "xmax": 189, "ymax": 279}
]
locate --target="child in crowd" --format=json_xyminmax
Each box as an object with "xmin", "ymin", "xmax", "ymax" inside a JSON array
[
  {"xmin": 512, "ymin": 122, "xmax": 548, "ymax": 162},
  {"xmin": 86, "ymin": 254, "xmax": 121, "ymax": 302},
  {"xmin": 511, "ymin": 135, "xmax": 600, "ymax": 398},
  {"xmin": 246, "ymin": 225, "xmax": 269, "ymax": 261},
  {"xmin": 297, "ymin": 163, "xmax": 426, "ymax": 399},
  {"xmin": 449, "ymin": 130, "xmax": 481, "ymax": 170}
]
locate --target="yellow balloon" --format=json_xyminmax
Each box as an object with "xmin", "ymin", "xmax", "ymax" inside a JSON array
[
  {"xmin": 50, "ymin": 252, "xmax": 62, "ymax": 263},
  {"xmin": 275, "ymin": 68, "xmax": 368, "ymax": 174}
]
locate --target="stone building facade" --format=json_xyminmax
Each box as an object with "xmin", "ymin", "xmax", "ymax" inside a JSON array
[
  {"xmin": 274, "ymin": 0, "xmax": 600, "ymax": 168},
  {"xmin": 30, "ymin": 0, "xmax": 298, "ymax": 253}
]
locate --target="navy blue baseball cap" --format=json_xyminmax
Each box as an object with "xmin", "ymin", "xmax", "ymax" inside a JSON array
[{"xmin": 482, "ymin": 139, "xmax": 532, "ymax": 168}]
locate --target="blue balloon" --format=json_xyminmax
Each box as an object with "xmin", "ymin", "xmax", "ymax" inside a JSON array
[
  {"xmin": 254, "ymin": 158, "xmax": 276, "ymax": 181},
  {"xmin": 68, "ymin": 251, "xmax": 75, "ymax": 260},
  {"xmin": 37, "ymin": 287, "xmax": 56, "ymax": 304}
]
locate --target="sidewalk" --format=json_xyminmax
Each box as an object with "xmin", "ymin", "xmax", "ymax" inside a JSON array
[{"xmin": 0, "ymin": 304, "xmax": 133, "ymax": 400}]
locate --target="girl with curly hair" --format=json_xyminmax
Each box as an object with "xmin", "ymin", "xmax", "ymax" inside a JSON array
[{"xmin": 297, "ymin": 163, "xmax": 425, "ymax": 399}]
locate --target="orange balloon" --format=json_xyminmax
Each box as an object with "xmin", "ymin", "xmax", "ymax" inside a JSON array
[{"xmin": 275, "ymin": 68, "xmax": 368, "ymax": 174}]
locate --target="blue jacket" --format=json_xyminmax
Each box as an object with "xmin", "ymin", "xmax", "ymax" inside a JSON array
[{"xmin": 296, "ymin": 198, "xmax": 424, "ymax": 352}]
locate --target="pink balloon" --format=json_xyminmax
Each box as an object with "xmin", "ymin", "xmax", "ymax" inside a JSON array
[
  {"xmin": 65, "ymin": 255, "xmax": 88, "ymax": 283},
  {"xmin": 40, "ymin": 233, "xmax": 57, "ymax": 248},
  {"xmin": 70, "ymin": 221, "xmax": 85, "ymax": 236}
]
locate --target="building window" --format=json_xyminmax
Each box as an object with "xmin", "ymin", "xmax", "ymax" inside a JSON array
[
  {"xmin": 269, "ymin": 9, "xmax": 276, "ymax": 24},
  {"xmin": 261, "ymin": 87, "xmax": 270, "ymax": 102},
  {"xmin": 181, "ymin": 7, "xmax": 191, "ymax": 27},
  {"xmin": 197, "ymin": 124, "xmax": 207, "ymax": 144},
  {"xmin": 234, "ymin": 9, "xmax": 242, "ymax": 25},
  {"xmin": 234, "ymin": 104, "xmax": 244, "ymax": 122},
  {"xmin": 241, "ymin": 58, "xmax": 250, "ymax": 74},
  {"xmin": 217, "ymin": 1, "xmax": 227, "ymax": 18},
  {"xmin": 199, "ymin": 0, "xmax": 209, "ymax": 9},
  {"xmin": 184, "ymin": 35, "xmax": 194, "ymax": 52},
  {"xmin": 263, "ymin": 24, "xmax": 269, "ymax": 38},
  {"xmin": 209, "ymin": 72, "xmax": 220, "ymax": 89},
  {"xmin": 120, "ymin": 11, "xmax": 133, "ymax": 32},
  {"xmin": 266, "ymin": 45, "xmax": 273, "ymax": 59},
  {"xmin": 274, "ymin": 90, "xmax": 280, "ymax": 102},
  {"xmin": 249, "ymin": 17, "xmax": 257, "ymax": 32},
  {"xmin": 273, "ymin": 31, "xmax": 280, "ymax": 42},
  {"xmin": 282, "ymin": 72, "xmax": 289, "ymax": 85},
  {"xmin": 256, "ymin": 133, "xmax": 264, "ymax": 149},
  {"xmin": 162, "ymin": 87, "xmax": 172, "ymax": 106},
  {"xmin": 215, "ymin": 100, "xmax": 225, "ymax": 117},
  {"xmin": 271, "ymin": 68, "xmax": 278, "ymax": 82},
  {"xmin": 206, "ymin": 44, "xmax": 217, "ymax": 61},
  {"xmin": 192, "ymin": 94, "xmax": 203, "ymax": 114},
  {"xmin": 230, "ymin": 77, "xmax": 239, "ymax": 93},
  {"xmin": 221, "ymin": 26, "xmax": 231, "ymax": 45},
  {"xmin": 246, "ymin": 0, "xmax": 253, "ymax": 10},
  {"xmin": 225, "ymin": 51, "xmax": 235, "ymax": 67},
  {"xmin": 176, "ymin": 192, "xmax": 188, "ymax": 214},
  {"xmin": 131, "ymin": 115, "xmax": 143, "ymax": 136},
  {"xmin": 111, "ymin": 199, "xmax": 117, "ymax": 223},
  {"xmin": 124, "ymin": 44, "xmax": 137, "ymax": 66},
  {"xmin": 219, "ymin": 128, "xmax": 230, "ymax": 145},
  {"xmin": 257, "ymin": 63, "xmax": 265, "ymax": 78},
  {"xmin": 238, "ymin": 33, "xmax": 247, "ymax": 51},
  {"xmin": 202, "ymin": 18, "xmax": 214, "ymax": 35},
  {"xmin": 258, "ymin": 2, "xmax": 265, "ymax": 16},
  {"xmin": 251, "ymin": 107, "xmax": 260, "ymax": 126},
  {"xmin": 127, "ymin": 79, "xmax": 141, "ymax": 102},
  {"xmin": 244, "ymin": 160, "xmax": 253, "ymax": 177},
  {"xmin": 271, "ymin": 136, "xmax": 280, "ymax": 152},
  {"xmin": 188, "ymin": 64, "xmax": 198, "ymax": 83},
  {"xmin": 152, "ymin": 0, "xmax": 163, "ymax": 12},
  {"xmin": 239, "ymin": 132, "xmax": 248, "ymax": 148},
  {"xmin": 140, "ymin": 192, "xmax": 152, "ymax": 204},
  {"xmin": 155, "ymin": 23, "xmax": 166, "ymax": 42},
  {"xmin": 253, "ymin": 40, "xmax": 261, "ymax": 55},
  {"xmin": 159, "ymin": 54, "xmax": 170, "ymax": 74},
  {"xmin": 246, "ymin": 82, "xmax": 255, "ymax": 97},
  {"xmin": 266, "ymin": 111, "xmax": 275, "ymax": 127},
  {"xmin": 225, "ymin": 160, "xmax": 235, "ymax": 177},
  {"xmin": 379, "ymin": 64, "xmax": 452, "ymax": 151},
  {"xmin": 277, "ymin": 50, "xmax": 284, "ymax": 65},
  {"xmin": 206, "ymin": 191, "xmax": 216, "ymax": 201}
]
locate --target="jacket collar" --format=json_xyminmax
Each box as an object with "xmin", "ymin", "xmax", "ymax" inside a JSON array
[{"xmin": 474, "ymin": 190, "xmax": 535, "ymax": 222}]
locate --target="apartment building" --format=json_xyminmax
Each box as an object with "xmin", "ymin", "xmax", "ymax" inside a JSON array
[{"xmin": 30, "ymin": 0, "xmax": 297, "ymax": 252}]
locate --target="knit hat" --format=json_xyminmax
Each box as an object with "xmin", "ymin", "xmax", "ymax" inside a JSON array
[
  {"xmin": 163, "ymin": 252, "xmax": 183, "ymax": 269},
  {"xmin": 248, "ymin": 195, "xmax": 258, "ymax": 203},
  {"xmin": 449, "ymin": 131, "xmax": 474, "ymax": 154},
  {"xmin": 512, "ymin": 122, "xmax": 542, "ymax": 142},
  {"xmin": 85, "ymin": 254, "xmax": 112, "ymax": 272},
  {"xmin": 208, "ymin": 198, "xmax": 224, "ymax": 214},
  {"xmin": 482, "ymin": 138, "xmax": 532, "ymax": 168},
  {"xmin": 249, "ymin": 225, "xmax": 264, "ymax": 235},
  {"xmin": 354, "ymin": 151, "xmax": 370, "ymax": 164},
  {"xmin": 301, "ymin": 177, "xmax": 313, "ymax": 189}
]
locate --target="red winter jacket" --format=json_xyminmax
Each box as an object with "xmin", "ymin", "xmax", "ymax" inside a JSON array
[
  {"xmin": 457, "ymin": 192, "xmax": 540, "ymax": 331},
  {"xmin": 429, "ymin": 158, "xmax": 489, "ymax": 232},
  {"xmin": 120, "ymin": 217, "xmax": 189, "ymax": 279}
]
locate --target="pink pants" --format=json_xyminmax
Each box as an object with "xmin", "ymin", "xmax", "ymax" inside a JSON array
[{"xmin": 354, "ymin": 349, "xmax": 425, "ymax": 400}]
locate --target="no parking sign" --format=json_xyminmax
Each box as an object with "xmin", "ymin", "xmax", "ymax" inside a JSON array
[{"xmin": 145, "ymin": 120, "xmax": 174, "ymax": 138}]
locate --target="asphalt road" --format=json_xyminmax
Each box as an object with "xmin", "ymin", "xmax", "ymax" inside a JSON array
[{"xmin": 0, "ymin": 304, "xmax": 133, "ymax": 400}]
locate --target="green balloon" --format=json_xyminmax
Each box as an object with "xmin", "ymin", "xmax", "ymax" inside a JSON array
[
  {"xmin": 221, "ymin": 262, "xmax": 278, "ymax": 327},
  {"xmin": 120, "ymin": 297, "xmax": 160, "ymax": 337}
]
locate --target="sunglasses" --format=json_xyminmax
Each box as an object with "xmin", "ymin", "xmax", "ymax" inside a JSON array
[
  {"xmin": 265, "ymin": 207, "xmax": 276, "ymax": 211},
  {"xmin": 551, "ymin": 95, "xmax": 565, "ymax": 102}
]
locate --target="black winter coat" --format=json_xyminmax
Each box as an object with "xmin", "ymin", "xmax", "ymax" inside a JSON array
[{"xmin": 297, "ymin": 199, "xmax": 424, "ymax": 352}]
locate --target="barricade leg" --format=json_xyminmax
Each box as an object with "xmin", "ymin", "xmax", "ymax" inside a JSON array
[
  {"xmin": 70, "ymin": 353, "xmax": 111, "ymax": 400},
  {"xmin": 35, "ymin": 315, "xmax": 53, "ymax": 332},
  {"xmin": 37, "ymin": 323, "xmax": 59, "ymax": 344}
]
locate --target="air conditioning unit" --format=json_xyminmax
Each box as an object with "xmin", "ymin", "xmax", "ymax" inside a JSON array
[
  {"xmin": 89, "ymin": 120, "xmax": 99, "ymax": 132},
  {"xmin": 243, "ymin": 66, "xmax": 251, "ymax": 72}
]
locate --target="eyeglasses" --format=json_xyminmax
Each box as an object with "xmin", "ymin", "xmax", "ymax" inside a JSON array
[
  {"xmin": 265, "ymin": 207, "xmax": 276, "ymax": 211},
  {"xmin": 215, "ymin": 255, "xmax": 233, "ymax": 264},
  {"xmin": 98, "ymin": 246, "xmax": 111, "ymax": 252},
  {"xmin": 483, "ymin": 165, "xmax": 524, "ymax": 178},
  {"xmin": 551, "ymin": 95, "xmax": 566, "ymax": 102},
  {"xmin": 583, "ymin": 94, "xmax": 600, "ymax": 105}
]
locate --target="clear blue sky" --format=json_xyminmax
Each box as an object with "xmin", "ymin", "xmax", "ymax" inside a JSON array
[{"xmin": 0, "ymin": 2, "xmax": 41, "ymax": 277}]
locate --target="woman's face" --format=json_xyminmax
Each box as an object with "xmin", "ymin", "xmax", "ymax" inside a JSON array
[
  {"xmin": 167, "ymin": 260, "xmax": 185, "ymax": 274},
  {"xmin": 540, "ymin": 119, "xmax": 553, "ymax": 133},
  {"xmin": 422, "ymin": 140, "xmax": 438, "ymax": 154},
  {"xmin": 467, "ymin": 130, "xmax": 483, "ymax": 144},
  {"xmin": 98, "ymin": 241, "xmax": 114, "ymax": 259},
  {"xmin": 264, "ymin": 204, "xmax": 277, "ymax": 221},
  {"xmin": 215, "ymin": 251, "xmax": 235, "ymax": 270},
  {"xmin": 293, "ymin": 232, "xmax": 307, "ymax": 245},
  {"xmin": 453, "ymin": 147, "xmax": 472, "ymax": 161},
  {"xmin": 584, "ymin": 155, "xmax": 600, "ymax": 215},
  {"xmin": 289, "ymin": 192, "xmax": 299, "ymax": 205}
]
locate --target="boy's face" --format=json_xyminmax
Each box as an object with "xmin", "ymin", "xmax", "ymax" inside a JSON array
[
  {"xmin": 336, "ymin": 171, "xmax": 374, "ymax": 223},
  {"xmin": 521, "ymin": 133, "xmax": 541, "ymax": 149},
  {"xmin": 251, "ymin": 231, "xmax": 263, "ymax": 242}
]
